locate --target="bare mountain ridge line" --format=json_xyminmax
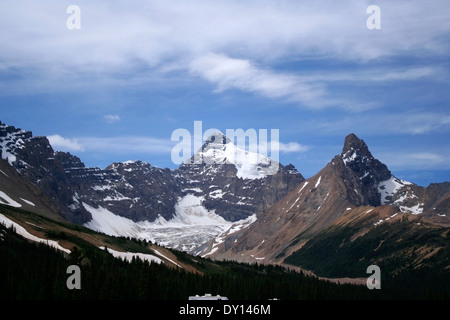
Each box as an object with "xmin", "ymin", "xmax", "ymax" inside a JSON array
[
  {"xmin": 0, "ymin": 119, "xmax": 303, "ymax": 227},
  {"xmin": 1, "ymin": 119, "xmax": 448, "ymax": 228},
  {"xmin": 1, "ymin": 120, "xmax": 449, "ymax": 275}
]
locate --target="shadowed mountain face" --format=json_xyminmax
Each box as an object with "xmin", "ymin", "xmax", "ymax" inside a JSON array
[
  {"xmin": 340, "ymin": 133, "xmax": 392, "ymax": 206},
  {"xmin": 0, "ymin": 121, "xmax": 90, "ymax": 224},
  {"xmin": 0, "ymin": 158, "xmax": 64, "ymax": 222},
  {"xmin": 0, "ymin": 121, "xmax": 303, "ymax": 224}
]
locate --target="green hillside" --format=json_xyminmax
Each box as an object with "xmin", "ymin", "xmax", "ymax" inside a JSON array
[
  {"xmin": 284, "ymin": 216, "xmax": 450, "ymax": 299},
  {"xmin": 0, "ymin": 204, "xmax": 375, "ymax": 300}
]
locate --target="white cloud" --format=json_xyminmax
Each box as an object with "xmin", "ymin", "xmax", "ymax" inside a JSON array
[
  {"xmin": 1, "ymin": 0, "xmax": 449, "ymax": 93},
  {"xmin": 190, "ymin": 53, "xmax": 329, "ymax": 108},
  {"xmin": 382, "ymin": 113, "xmax": 450, "ymax": 135},
  {"xmin": 312, "ymin": 111, "xmax": 450, "ymax": 136},
  {"xmin": 370, "ymin": 67, "xmax": 440, "ymax": 82},
  {"xmin": 47, "ymin": 135, "xmax": 84, "ymax": 152},
  {"xmin": 378, "ymin": 151, "xmax": 450, "ymax": 171},
  {"xmin": 299, "ymin": 67, "xmax": 442, "ymax": 83},
  {"xmin": 189, "ymin": 54, "xmax": 442, "ymax": 110},
  {"xmin": 410, "ymin": 153, "xmax": 444, "ymax": 161},
  {"xmin": 275, "ymin": 142, "xmax": 310, "ymax": 154},
  {"xmin": 104, "ymin": 114, "xmax": 121, "ymax": 123}
]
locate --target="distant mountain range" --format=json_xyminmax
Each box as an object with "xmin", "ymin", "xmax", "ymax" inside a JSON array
[
  {"xmin": 1, "ymin": 120, "xmax": 449, "ymax": 283},
  {"xmin": 0, "ymin": 121, "xmax": 303, "ymax": 253}
]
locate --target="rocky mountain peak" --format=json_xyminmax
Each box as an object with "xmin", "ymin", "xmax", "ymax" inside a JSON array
[
  {"xmin": 175, "ymin": 130, "xmax": 304, "ymax": 222},
  {"xmin": 320, "ymin": 135, "xmax": 390, "ymax": 209},
  {"xmin": 342, "ymin": 133, "xmax": 369, "ymax": 154},
  {"xmin": 339, "ymin": 133, "xmax": 391, "ymax": 185},
  {"xmin": 341, "ymin": 133, "xmax": 374, "ymax": 166},
  {"xmin": 203, "ymin": 131, "xmax": 231, "ymax": 148}
]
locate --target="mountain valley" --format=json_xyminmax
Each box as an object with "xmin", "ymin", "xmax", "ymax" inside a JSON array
[{"xmin": 1, "ymin": 120, "xmax": 449, "ymax": 299}]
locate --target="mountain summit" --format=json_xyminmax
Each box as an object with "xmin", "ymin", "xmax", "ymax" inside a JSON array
[
  {"xmin": 204, "ymin": 131, "xmax": 232, "ymax": 148},
  {"xmin": 339, "ymin": 133, "xmax": 391, "ymax": 206},
  {"xmin": 342, "ymin": 133, "xmax": 370, "ymax": 154},
  {"xmin": 185, "ymin": 131, "xmax": 280, "ymax": 179},
  {"xmin": 176, "ymin": 130, "xmax": 304, "ymax": 222}
]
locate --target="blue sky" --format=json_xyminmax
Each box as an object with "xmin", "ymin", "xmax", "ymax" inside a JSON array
[{"xmin": 1, "ymin": 0, "xmax": 449, "ymax": 186}]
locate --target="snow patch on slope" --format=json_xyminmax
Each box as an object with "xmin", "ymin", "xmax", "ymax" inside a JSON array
[
  {"xmin": 378, "ymin": 176, "xmax": 412, "ymax": 204},
  {"xmin": 373, "ymin": 212, "xmax": 399, "ymax": 226},
  {"xmin": 298, "ymin": 181, "xmax": 309, "ymax": 194},
  {"xmin": 399, "ymin": 203, "xmax": 424, "ymax": 215},
  {"xmin": 0, "ymin": 191, "xmax": 22, "ymax": 207},
  {"xmin": 100, "ymin": 246, "xmax": 163, "ymax": 264},
  {"xmin": 0, "ymin": 213, "xmax": 70, "ymax": 254},
  {"xmin": 20, "ymin": 198, "xmax": 35, "ymax": 206},
  {"xmin": 83, "ymin": 202, "xmax": 138, "ymax": 237},
  {"xmin": 315, "ymin": 176, "xmax": 322, "ymax": 188},
  {"xmin": 83, "ymin": 194, "xmax": 253, "ymax": 254},
  {"xmin": 342, "ymin": 149, "xmax": 358, "ymax": 166},
  {"xmin": 152, "ymin": 249, "xmax": 182, "ymax": 267},
  {"xmin": 159, "ymin": 194, "xmax": 229, "ymax": 226},
  {"xmin": 199, "ymin": 214, "xmax": 256, "ymax": 257},
  {"xmin": 378, "ymin": 176, "xmax": 423, "ymax": 214}
]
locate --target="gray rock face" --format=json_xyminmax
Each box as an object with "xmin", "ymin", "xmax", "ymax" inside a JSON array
[
  {"xmin": 0, "ymin": 121, "xmax": 304, "ymax": 225},
  {"xmin": 176, "ymin": 161, "xmax": 304, "ymax": 222},
  {"xmin": 56, "ymin": 154, "xmax": 182, "ymax": 222},
  {"xmin": 0, "ymin": 121, "xmax": 90, "ymax": 224},
  {"xmin": 339, "ymin": 133, "xmax": 392, "ymax": 206}
]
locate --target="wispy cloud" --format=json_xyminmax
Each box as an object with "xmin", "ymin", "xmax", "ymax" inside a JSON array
[
  {"xmin": 274, "ymin": 142, "xmax": 310, "ymax": 154},
  {"xmin": 189, "ymin": 53, "xmax": 445, "ymax": 110},
  {"xmin": 104, "ymin": 114, "xmax": 121, "ymax": 123},
  {"xmin": 410, "ymin": 152, "xmax": 444, "ymax": 161},
  {"xmin": 190, "ymin": 53, "xmax": 338, "ymax": 109},
  {"xmin": 313, "ymin": 111, "xmax": 450, "ymax": 136},
  {"xmin": 1, "ymin": 0, "xmax": 449, "ymax": 93},
  {"xmin": 78, "ymin": 136, "xmax": 174, "ymax": 155},
  {"xmin": 378, "ymin": 151, "xmax": 450, "ymax": 171},
  {"xmin": 47, "ymin": 135, "xmax": 84, "ymax": 152},
  {"xmin": 48, "ymin": 134, "xmax": 174, "ymax": 155},
  {"xmin": 299, "ymin": 67, "xmax": 442, "ymax": 83}
]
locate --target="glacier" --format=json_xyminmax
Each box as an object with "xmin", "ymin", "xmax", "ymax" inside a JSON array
[{"xmin": 83, "ymin": 193, "xmax": 256, "ymax": 254}]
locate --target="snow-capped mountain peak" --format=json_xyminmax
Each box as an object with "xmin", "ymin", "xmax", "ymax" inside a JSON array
[{"xmin": 186, "ymin": 131, "xmax": 278, "ymax": 179}]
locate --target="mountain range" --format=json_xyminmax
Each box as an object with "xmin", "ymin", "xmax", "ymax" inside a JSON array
[
  {"xmin": 200, "ymin": 133, "xmax": 450, "ymax": 280},
  {"xmin": 0, "ymin": 120, "xmax": 449, "ymax": 286},
  {"xmin": 0, "ymin": 122, "xmax": 303, "ymax": 253}
]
